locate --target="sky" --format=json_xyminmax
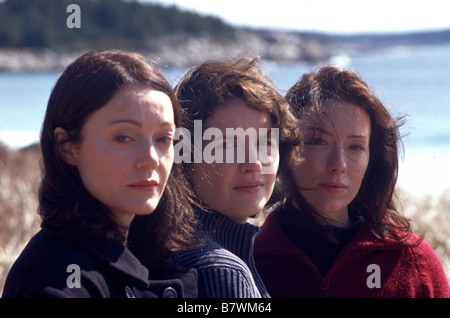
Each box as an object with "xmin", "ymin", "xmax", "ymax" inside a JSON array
[{"xmin": 144, "ymin": 0, "xmax": 450, "ymax": 34}]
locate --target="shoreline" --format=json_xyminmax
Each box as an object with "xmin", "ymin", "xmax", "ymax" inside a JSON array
[{"xmin": 0, "ymin": 30, "xmax": 345, "ymax": 72}]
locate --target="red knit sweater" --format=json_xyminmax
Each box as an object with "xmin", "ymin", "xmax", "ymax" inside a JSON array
[{"xmin": 254, "ymin": 208, "xmax": 450, "ymax": 298}]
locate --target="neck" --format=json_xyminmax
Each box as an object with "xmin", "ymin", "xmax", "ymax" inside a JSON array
[
  {"xmin": 325, "ymin": 214, "xmax": 350, "ymax": 228},
  {"xmin": 292, "ymin": 200, "xmax": 350, "ymax": 228}
]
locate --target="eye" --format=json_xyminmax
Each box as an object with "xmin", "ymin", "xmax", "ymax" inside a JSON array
[
  {"xmin": 303, "ymin": 128, "xmax": 327, "ymax": 146},
  {"xmin": 115, "ymin": 135, "xmax": 133, "ymax": 144},
  {"xmin": 305, "ymin": 138, "xmax": 327, "ymax": 146},
  {"xmin": 157, "ymin": 135, "xmax": 173, "ymax": 146},
  {"xmin": 258, "ymin": 138, "xmax": 271, "ymax": 147},
  {"xmin": 349, "ymin": 144, "xmax": 365, "ymax": 152},
  {"xmin": 221, "ymin": 139, "xmax": 234, "ymax": 149}
]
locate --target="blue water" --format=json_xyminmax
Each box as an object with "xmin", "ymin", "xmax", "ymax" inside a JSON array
[
  {"xmin": 263, "ymin": 45, "xmax": 450, "ymax": 151},
  {"xmin": 1, "ymin": 44, "xmax": 449, "ymax": 194}
]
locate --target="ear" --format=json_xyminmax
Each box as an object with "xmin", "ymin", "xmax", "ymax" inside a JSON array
[{"xmin": 54, "ymin": 127, "xmax": 78, "ymax": 166}]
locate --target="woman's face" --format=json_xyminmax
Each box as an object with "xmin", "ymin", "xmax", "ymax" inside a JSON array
[
  {"xmin": 291, "ymin": 100, "xmax": 371, "ymax": 227},
  {"xmin": 59, "ymin": 84, "xmax": 175, "ymax": 227},
  {"xmin": 190, "ymin": 99, "xmax": 280, "ymax": 223}
]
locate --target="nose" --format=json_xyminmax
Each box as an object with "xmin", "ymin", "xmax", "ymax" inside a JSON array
[
  {"xmin": 239, "ymin": 143, "xmax": 262, "ymax": 174},
  {"xmin": 328, "ymin": 145, "xmax": 347, "ymax": 174},
  {"xmin": 239, "ymin": 160, "xmax": 262, "ymax": 174},
  {"xmin": 137, "ymin": 142, "xmax": 159, "ymax": 170}
]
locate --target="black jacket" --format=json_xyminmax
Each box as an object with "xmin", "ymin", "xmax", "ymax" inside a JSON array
[{"xmin": 2, "ymin": 230, "xmax": 198, "ymax": 298}]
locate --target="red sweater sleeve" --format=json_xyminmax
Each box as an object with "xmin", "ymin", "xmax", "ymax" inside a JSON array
[{"xmin": 409, "ymin": 238, "xmax": 450, "ymax": 298}]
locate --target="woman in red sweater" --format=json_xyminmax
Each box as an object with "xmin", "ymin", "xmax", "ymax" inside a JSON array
[{"xmin": 254, "ymin": 65, "xmax": 450, "ymax": 298}]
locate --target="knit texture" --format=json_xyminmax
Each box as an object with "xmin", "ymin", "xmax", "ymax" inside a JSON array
[
  {"xmin": 173, "ymin": 211, "xmax": 269, "ymax": 298},
  {"xmin": 254, "ymin": 208, "xmax": 450, "ymax": 298}
]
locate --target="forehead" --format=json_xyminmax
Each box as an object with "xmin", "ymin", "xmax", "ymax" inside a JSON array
[
  {"xmin": 98, "ymin": 85, "xmax": 174, "ymax": 123},
  {"xmin": 309, "ymin": 100, "xmax": 371, "ymax": 133},
  {"xmin": 205, "ymin": 99, "xmax": 271, "ymax": 129}
]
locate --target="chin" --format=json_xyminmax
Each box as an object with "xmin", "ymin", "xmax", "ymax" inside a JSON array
[
  {"xmin": 133, "ymin": 204, "xmax": 159, "ymax": 216},
  {"xmin": 241, "ymin": 205, "xmax": 266, "ymax": 217}
]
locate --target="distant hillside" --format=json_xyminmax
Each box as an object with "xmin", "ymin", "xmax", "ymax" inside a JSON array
[
  {"xmin": 1, "ymin": 0, "xmax": 449, "ymax": 71},
  {"xmin": 0, "ymin": 0, "xmax": 235, "ymax": 49},
  {"xmin": 334, "ymin": 29, "xmax": 450, "ymax": 47}
]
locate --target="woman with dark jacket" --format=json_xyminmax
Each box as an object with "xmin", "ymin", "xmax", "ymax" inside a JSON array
[
  {"xmin": 2, "ymin": 49, "xmax": 198, "ymax": 298},
  {"xmin": 254, "ymin": 65, "xmax": 450, "ymax": 297}
]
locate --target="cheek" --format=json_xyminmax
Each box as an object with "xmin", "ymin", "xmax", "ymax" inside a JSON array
[
  {"xmin": 349, "ymin": 159, "xmax": 370, "ymax": 188},
  {"xmin": 262, "ymin": 151, "xmax": 280, "ymax": 175},
  {"xmin": 76, "ymin": 155, "xmax": 125, "ymax": 205},
  {"xmin": 192, "ymin": 163, "xmax": 234, "ymax": 192},
  {"xmin": 263, "ymin": 173, "xmax": 277, "ymax": 194},
  {"xmin": 159, "ymin": 151, "xmax": 174, "ymax": 180},
  {"xmin": 75, "ymin": 144, "xmax": 115, "ymax": 182}
]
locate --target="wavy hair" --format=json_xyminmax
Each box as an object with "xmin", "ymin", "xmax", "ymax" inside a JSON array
[
  {"xmin": 175, "ymin": 57, "xmax": 302, "ymax": 211},
  {"xmin": 285, "ymin": 65, "xmax": 420, "ymax": 246},
  {"xmin": 39, "ymin": 49, "xmax": 197, "ymax": 266}
]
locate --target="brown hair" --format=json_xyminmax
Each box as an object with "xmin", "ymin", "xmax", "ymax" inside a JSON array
[
  {"xmin": 175, "ymin": 57, "xmax": 302, "ymax": 211},
  {"xmin": 285, "ymin": 65, "xmax": 419, "ymax": 245},
  {"xmin": 39, "ymin": 49, "xmax": 197, "ymax": 266}
]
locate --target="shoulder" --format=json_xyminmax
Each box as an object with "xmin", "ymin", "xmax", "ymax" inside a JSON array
[
  {"xmin": 2, "ymin": 231, "xmax": 116, "ymax": 297},
  {"xmin": 355, "ymin": 230, "xmax": 450, "ymax": 297},
  {"xmin": 174, "ymin": 239, "xmax": 249, "ymax": 272},
  {"xmin": 402, "ymin": 234, "xmax": 446, "ymax": 269},
  {"xmin": 396, "ymin": 235, "xmax": 450, "ymax": 297},
  {"xmin": 6, "ymin": 231, "xmax": 94, "ymax": 271},
  {"xmin": 2, "ymin": 231, "xmax": 89, "ymax": 297},
  {"xmin": 255, "ymin": 208, "xmax": 296, "ymax": 252},
  {"xmin": 173, "ymin": 240, "xmax": 260, "ymax": 298}
]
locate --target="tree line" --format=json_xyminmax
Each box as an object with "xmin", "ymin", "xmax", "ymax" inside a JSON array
[{"xmin": 0, "ymin": 0, "xmax": 236, "ymax": 49}]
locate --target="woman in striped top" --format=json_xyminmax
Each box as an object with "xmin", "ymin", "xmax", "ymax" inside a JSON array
[{"xmin": 172, "ymin": 57, "xmax": 302, "ymax": 298}]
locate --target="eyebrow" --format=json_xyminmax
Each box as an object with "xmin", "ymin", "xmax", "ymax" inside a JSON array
[
  {"xmin": 107, "ymin": 119, "xmax": 175, "ymax": 129},
  {"xmin": 108, "ymin": 119, "xmax": 142, "ymax": 127},
  {"xmin": 307, "ymin": 127, "xmax": 368, "ymax": 139},
  {"xmin": 348, "ymin": 134, "xmax": 368, "ymax": 139}
]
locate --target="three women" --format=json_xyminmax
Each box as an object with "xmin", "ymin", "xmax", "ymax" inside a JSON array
[{"xmin": 3, "ymin": 48, "xmax": 448, "ymax": 298}]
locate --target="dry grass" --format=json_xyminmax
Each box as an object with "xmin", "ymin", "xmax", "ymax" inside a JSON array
[
  {"xmin": 1, "ymin": 142, "xmax": 449, "ymax": 295},
  {"xmin": 0, "ymin": 143, "xmax": 42, "ymax": 294},
  {"xmin": 397, "ymin": 189, "xmax": 450, "ymax": 279}
]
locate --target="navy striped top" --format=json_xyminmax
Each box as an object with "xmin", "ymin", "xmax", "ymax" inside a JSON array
[{"xmin": 172, "ymin": 211, "xmax": 270, "ymax": 298}]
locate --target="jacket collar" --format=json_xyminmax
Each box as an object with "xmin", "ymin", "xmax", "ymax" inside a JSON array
[
  {"xmin": 198, "ymin": 211, "xmax": 262, "ymax": 263},
  {"xmin": 63, "ymin": 234, "xmax": 150, "ymax": 286},
  {"xmin": 255, "ymin": 207, "xmax": 404, "ymax": 255}
]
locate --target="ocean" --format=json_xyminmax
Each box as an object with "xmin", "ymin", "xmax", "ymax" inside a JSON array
[{"xmin": 1, "ymin": 44, "xmax": 449, "ymax": 197}]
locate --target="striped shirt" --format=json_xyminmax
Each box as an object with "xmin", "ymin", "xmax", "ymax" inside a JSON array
[{"xmin": 172, "ymin": 211, "xmax": 270, "ymax": 298}]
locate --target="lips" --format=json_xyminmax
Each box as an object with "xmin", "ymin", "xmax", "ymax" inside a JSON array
[
  {"xmin": 128, "ymin": 180, "xmax": 159, "ymax": 192},
  {"xmin": 233, "ymin": 181, "xmax": 264, "ymax": 193},
  {"xmin": 319, "ymin": 182, "xmax": 348, "ymax": 193}
]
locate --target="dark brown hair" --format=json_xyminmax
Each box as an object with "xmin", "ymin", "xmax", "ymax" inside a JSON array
[
  {"xmin": 285, "ymin": 65, "xmax": 419, "ymax": 245},
  {"xmin": 175, "ymin": 57, "xmax": 302, "ymax": 211},
  {"xmin": 39, "ymin": 49, "xmax": 197, "ymax": 266}
]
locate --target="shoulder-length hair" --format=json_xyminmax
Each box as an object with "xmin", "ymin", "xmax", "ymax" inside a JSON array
[
  {"xmin": 175, "ymin": 57, "xmax": 302, "ymax": 211},
  {"xmin": 39, "ymin": 49, "xmax": 197, "ymax": 266},
  {"xmin": 285, "ymin": 64, "xmax": 419, "ymax": 246}
]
